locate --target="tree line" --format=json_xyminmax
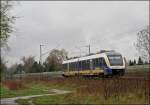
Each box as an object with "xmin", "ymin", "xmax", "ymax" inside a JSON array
[
  {"xmin": 6, "ymin": 49, "xmax": 68, "ymax": 75},
  {"xmin": 128, "ymin": 56, "xmax": 149, "ymax": 66}
]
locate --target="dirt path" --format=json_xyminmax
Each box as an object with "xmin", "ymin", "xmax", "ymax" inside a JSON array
[{"xmin": 0, "ymin": 89, "xmax": 71, "ymax": 105}]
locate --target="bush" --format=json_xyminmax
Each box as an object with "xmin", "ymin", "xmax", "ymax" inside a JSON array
[{"xmin": 4, "ymin": 81, "xmax": 26, "ymax": 90}]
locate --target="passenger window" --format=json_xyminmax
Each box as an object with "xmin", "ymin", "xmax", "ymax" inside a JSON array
[{"xmin": 99, "ymin": 58, "xmax": 107, "ymax": 67}]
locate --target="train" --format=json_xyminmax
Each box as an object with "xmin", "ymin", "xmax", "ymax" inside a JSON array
[{"xmin": 62, "ymin": 50, "xmax": 127, "ymax": 77}]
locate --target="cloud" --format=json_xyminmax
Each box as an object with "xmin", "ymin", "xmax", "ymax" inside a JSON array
[{"xmin": 4, "ymin": 1, "xmax": 149, "ymax": 66}]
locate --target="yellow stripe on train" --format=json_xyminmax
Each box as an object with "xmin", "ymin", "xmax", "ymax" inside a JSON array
[{"xmin": 63, "ymin": 68, "xmax": 103, "ymax": 76}]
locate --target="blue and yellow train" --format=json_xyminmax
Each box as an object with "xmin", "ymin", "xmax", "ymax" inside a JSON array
[{"xmin": 62, "ymin": 50, "xmax": 127, "ymax": 77}]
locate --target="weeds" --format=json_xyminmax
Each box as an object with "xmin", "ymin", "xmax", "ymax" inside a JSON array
[
  {"xmin": 3, "ymin": 80, "xmax": 26, "ymax": 90},
  {"xmin": 1, "ymin": 77, "xmax": 149, "ymax": 104}
]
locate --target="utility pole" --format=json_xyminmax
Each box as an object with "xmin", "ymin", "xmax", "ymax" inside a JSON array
[
  {"xmin": 40, "ymin": 44, "xmax": 44, "ymax": 64},
  {"xmin": 39, "ymin": 43, "xmax": 60, "ymax": 65},
  {"xmin": 88, "ymin": 44, "xmax": 90, "ymax": 55},
  {"xmin": 85, "ymin": 44, "xmax": 91, "ymax": 55}
]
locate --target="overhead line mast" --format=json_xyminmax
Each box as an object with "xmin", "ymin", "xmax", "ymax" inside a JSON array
[
  {"xmin": 39, "ymin": 44, "xmax": 44, "ymax": 64},
  {"xmin": 85, "ymin": 44, "xmax": 91, "ymax": 55}
]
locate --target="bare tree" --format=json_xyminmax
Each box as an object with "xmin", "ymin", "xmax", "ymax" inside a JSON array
[
  {"xmin": 45, "ymin": 49, "xmax": 68, "ymax": 71},
  {"xmin": 135, "ymin": 25, "xmax": 150, "ymax": 62},
  {"xmin": 21, "ymin": 56, "xmax": 35, "ymax": 73},
  {"xmin": 0, "ymin": 1, "xmax": 16, "ymax": 47},
  {"xmin": 48, "ymin": 49, "xmax": 68, "ymax": 63},
  {"xmin": 0, "ymin": 1, "xmax": 16, "ymax": 78}
]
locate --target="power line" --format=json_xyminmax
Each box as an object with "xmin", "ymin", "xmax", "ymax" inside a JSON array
[{"xmin": 41, "ymin": 44, "xmax": 60, "ymax": 56}]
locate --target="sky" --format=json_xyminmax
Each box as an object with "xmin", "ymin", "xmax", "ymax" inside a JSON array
[{"xmin": 3, "ymin": 1, "xmax": 149, "ymax": 67}]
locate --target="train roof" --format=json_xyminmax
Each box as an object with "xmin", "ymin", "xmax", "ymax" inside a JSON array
[
  {"xmin": 105, "ymin": 51, "xmax": 121, "ymax": 55},
  {"xmin": 62, "ymin": 51, "xmax": 122, "ymax": 64}
]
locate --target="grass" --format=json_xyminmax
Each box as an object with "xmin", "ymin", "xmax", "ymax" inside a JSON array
[
  {"xmin": 16, "ymin": 94, "xmax": 102, "ymax": 104},
  {"xmin": 16, "ymin": 92, "xmax": 148, "ymax": 105},
  {"xmin": 0, "ymin": 82, "xmax": 48, "ymax": 98},
  {"xmin": 127, "ymin": 64, "xmax": 150, "ymax": 72},
  {"xmin": 13, "ymin": 78, "xmax": 150, "ymax": 105},
  {"xmin": 126, "ymin": 65, "xmax": 149, "ymax": 78},
  {"xmin": 1, "ymin": 67, "xmax": 149, "ymax": 104},
  {"xmin": 0, "ymin": 80, "xmax": 75, "ymax": 98}
]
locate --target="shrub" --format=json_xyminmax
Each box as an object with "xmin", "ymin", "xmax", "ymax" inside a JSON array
[{"xmin": 4, "ymin": 81, "xmax": 26, "ymax": 90}]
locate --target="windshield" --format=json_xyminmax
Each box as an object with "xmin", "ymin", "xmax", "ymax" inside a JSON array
[{"xmin": 107, "ymin": 55, "xmax": 123, "ymax": 66}]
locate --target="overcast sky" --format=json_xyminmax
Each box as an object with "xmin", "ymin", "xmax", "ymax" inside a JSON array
[{"xmin": 4, "ymin": 1, "xmax": 149, "ymax": 67}]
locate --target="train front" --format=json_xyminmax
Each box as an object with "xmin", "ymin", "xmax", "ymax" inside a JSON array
[{"xmin": 104, "ymin": 52, "xmax": 126, "ymax": 76}]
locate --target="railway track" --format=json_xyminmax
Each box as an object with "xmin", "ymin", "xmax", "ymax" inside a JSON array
[{"xmin": 9, "ymin": 71, "xmax": 149, "ymax": 81}]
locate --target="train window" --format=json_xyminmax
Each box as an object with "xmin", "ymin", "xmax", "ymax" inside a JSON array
[
  {"xmin": 75, "ymin": 61, "xmax": 80, "ymax": 70},
  {"xmin": 107, "ymin": 55, "xmax": 123, "ymax": 66},
  {"xmin": 81, "ymin": 61, "xmax": 83, "ymax": 70},
  {"xmin": 93, "ymin": 58, "xmax": 100, "ymax": 67},
  {"xmin": 90, "ymin": 59, "xmax": 93, "ymax": 70},
  {"xmin": 70, "ymin": 63, "xmax": 72, "ymax": 70},
  {"xmin": 99, "ymin": 58, "xmax": 107, "ymax": 67},
  {"xmin": 76, "ymin": 62, "xmax": 78, "ymax": 70},
  {"xmin": 86, "ymin": 60, "xmax": 90, "ymax": 70},
  {"xmin": 75, "ymin": 62, "xmax": 77, "ymax": 70},
  {"xmin": 74, "ymin": 62, "xmax": 76, "ymax": 70},
  {"xmin": 81, "ymin": 60, "xmax": 86, "ymax": 70},
  {"xmin": 81, "ymin": 61, "xmax": 84, "ymax": 70},
  {"xmin": 71, "ymin": 62, "xmax": 77, "ymax": 71},
  {"xmin": 78, "ymin": 61, "xmax": 81, "ymax": 70},
  {"xmin": 70, "ymin": 62, "xmax": 76, "ymax": 71},
  {"xmin": 84, "ymin": 60, "xmax": 87, "ymax": 70},
  {"xmin": 72, "ymin": 62, "xmax": 74, "ymax": 70}
]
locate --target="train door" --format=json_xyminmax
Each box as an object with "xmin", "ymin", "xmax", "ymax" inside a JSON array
[
  {"xmin": 101, "ymin": 58, "xmax": 112, "ymax": 75},
  {"xmin": 90, "ymin": 59, "xmax": 93, "ymax": 70}
]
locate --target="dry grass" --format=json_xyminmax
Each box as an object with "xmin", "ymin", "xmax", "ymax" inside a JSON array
[
  {"xmin": 2, "ymin": 77, "xmax": 149, "ymax": 104},
  {"xmin": 30, "ymin": 77, "xmax": 149, "ymax": 102},
  {"xmin": 2, "ymin": 80, "xmax": 27, "ymax": 90}
]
